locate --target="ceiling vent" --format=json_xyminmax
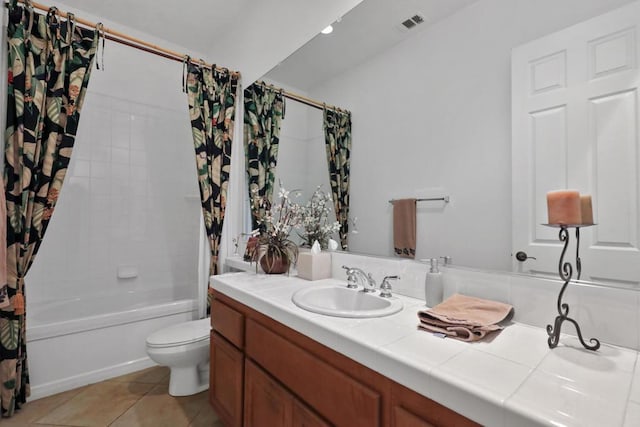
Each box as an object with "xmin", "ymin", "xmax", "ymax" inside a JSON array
[{"xmin": 401, "ymin": 14, "xmax": 425, "ymax": 29}]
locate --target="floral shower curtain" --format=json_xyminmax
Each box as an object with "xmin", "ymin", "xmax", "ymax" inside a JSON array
[
  {"xmin": 323, "ymin": 108, "xmax": 352, "ymax": 250},
  {"xmin": 244, "ymin": 82, "xmax": 285, "ymax": 230},
  {"xmin": 2, "ymin": 1, "xmax": 98, "ymax": 417},
  {"xmin": 186, "ymin": 63, "xmax": 238, "ymax": 277}
]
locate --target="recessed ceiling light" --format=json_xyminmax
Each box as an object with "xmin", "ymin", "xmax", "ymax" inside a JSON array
[{"xmin": 321, "ymin": 25, "xmax": 333, "ymax": 35}]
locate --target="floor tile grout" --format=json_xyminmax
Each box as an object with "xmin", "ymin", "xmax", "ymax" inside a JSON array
[{"xmin": 5, "ymin": 366, "xmax": 215, "ymax": 427}]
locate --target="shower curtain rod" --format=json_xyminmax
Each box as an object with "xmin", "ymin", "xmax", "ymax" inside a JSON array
[
  {"xmin": 7, "ymin": 0, "xmax": 240, "ymax": 78},
  {"xmin": 10, "ymin": 1, "xmax": 347, "ymax": 114},
  {"xmin": 254, "ymin": 80, "xmax": 349, "ymax": 114}
]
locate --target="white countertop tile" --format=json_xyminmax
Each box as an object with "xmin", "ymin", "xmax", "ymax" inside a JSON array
[
  {"xmin": 338, "ymin": 317, "xmax": 417, "ymax": 348},
  {"xmin": 624, "ymin": 401, "xmax": 640, "ymax": 427},
  {"xmin": 472, "ymin": 323, "xmax": 550, "ymax": 368},
  {"xmin": 380, "ymin": 329, "xmax": 468, "ymax": 370},
  {"xmin": 211, "ymin": 272, "xmax": 640, "ymax": 427},
  {"xmin": 436, "ymin": 349, "xmax": 533, "ymax": 403},
  {"xmin": 505, "ymin": 367, "xmax": 630, "ymax": 427},
  {"xmin": 629, "ymin": 359, "xmax": 640, "ymax": 403}
]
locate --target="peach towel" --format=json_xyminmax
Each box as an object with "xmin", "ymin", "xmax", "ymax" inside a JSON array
[
  {"xmin": 393, "ymin": 198, "xmax": 416, "ymax": 259},
  {"xmin": 418, "ymin": 293, "xmax": 513, "ymax": 342}
]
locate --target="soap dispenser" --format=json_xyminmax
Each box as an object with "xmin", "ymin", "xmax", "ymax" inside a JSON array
[{"xmin": 425, "ymin": 258, "xmax": 443, "ymax": 307}]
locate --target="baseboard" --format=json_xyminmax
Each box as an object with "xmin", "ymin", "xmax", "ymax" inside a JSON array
[{"xmin": 29, "ymin": 357, "xmax": 157, "ymax": 401}]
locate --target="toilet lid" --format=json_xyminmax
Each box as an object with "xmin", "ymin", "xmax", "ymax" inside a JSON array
[{"xmin": 146, "ymin": 318, "xmax": 211, "ymax": 348}]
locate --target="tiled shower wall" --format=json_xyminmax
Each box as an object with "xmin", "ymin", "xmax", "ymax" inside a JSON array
[
  {"xmin": 26, "ymin": 92, "xmax": 201, "ymax": 308},
  {"xmin": 24, "ymin": 32, "xmax": 203, "ymax": 315}
]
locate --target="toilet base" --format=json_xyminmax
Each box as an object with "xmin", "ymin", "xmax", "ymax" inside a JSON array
[{"xmin": 168, "ymin": 364, "xmax": 209, "ymax": 396}]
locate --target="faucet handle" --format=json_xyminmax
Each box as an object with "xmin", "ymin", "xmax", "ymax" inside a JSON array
[
  {"xmin": 380, "ymin": 275, "xmax": 400, "ymax": 298},
  {"xmin": 440, "ymin": 256, "xmax": 452, "ymax": 266},
  {"xmin": 342, "ymin": 265, "xmax": 358, "ymax": 289}
]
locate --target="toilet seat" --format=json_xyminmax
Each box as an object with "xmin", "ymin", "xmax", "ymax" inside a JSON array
[{"xmin": 146, "ymin": 318, "xmax": 211, "ymax": 348}]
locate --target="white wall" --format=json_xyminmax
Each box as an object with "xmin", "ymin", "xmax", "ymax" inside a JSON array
[
  {"xmin": 210, "ymin": 0, "xmax": 365, "ymax": 84},
  {"xmin": 274, "ymin": 95, "xmax": 328, "ymax": 203},
  {"xmin": 310, "ymin": 0, "xmax": 636, "ymax": 270}
]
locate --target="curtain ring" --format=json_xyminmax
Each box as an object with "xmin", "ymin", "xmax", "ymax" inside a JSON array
[
  {"xmin": 181, "ymin": 55, "xmax": 190, "ymax": 93},
  {"xmin": 95, "ymin": 22, "xmax": 106, "ymax": 70},
  {"xmin": 47, "ymin": 7, "xmax": 59, "ymax": 23},
  {"xmin": 67, "ymin": 12, "xmax": 76, "ymax": 44},
  {"xmin": 25, "ymin": 0, "xmax": 34, "ymax": 40},
  {"xmin": 47, "ymin": 6, "xmax": 61, "ymax": 40}
]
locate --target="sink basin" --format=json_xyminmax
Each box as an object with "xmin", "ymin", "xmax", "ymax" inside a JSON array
[{"xmin": 292, "ymin": 285, "xmax": 403, "ymax": 318}]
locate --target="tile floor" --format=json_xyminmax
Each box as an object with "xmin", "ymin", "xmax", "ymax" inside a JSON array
[{"xmin": 2, "ymin": 366, "xmax": 222, "ymax": 427}]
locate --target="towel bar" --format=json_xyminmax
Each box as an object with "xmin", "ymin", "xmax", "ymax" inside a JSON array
[{"xmin": 388, "ymin": 196, "xmax": 450, "ymax": 204}]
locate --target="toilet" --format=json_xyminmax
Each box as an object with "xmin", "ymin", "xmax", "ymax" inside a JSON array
[{"xmin": 146, "ymin": 318, "xmax": 211, "ymax": 396}]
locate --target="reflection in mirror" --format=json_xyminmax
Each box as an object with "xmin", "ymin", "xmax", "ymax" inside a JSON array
[
  {"xmin": 240, "ymin": 85, "xmax": 338, "ymax": 249},
  {"xmin": 252, "ymin": 0, "xmax": 639, "ymax": 287}
]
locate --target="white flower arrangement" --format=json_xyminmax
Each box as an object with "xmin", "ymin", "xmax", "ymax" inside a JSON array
[{"xmin": 298, "ymin": 186, "xmax": 341, "ymax": 250}]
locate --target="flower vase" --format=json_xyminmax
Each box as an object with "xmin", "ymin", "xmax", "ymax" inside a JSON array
[{"xmin": 259, "ymin": 247, "xmax": 290, "ymax": 274}]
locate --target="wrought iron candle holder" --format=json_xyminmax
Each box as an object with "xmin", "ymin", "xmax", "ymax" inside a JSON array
[{"xmin": 543, "ymin": 224, "xmax": 600, "ymax": 351}]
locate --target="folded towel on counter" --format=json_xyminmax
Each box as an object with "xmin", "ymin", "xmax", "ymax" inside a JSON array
[
  {"xmin": 418, "ymin": 293, "xmax": 513, "ymax": 342},
  {"xmin": 393, "ymin": 198, "xmax": 416, "ymax": 259}
]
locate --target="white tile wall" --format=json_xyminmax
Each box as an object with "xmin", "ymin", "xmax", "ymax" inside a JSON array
[{"xmin": 26, "ymin": 67, "xmax": 201, "ymax": 319}]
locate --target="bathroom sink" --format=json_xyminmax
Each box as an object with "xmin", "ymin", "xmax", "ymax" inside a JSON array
[{"xmin": 291, "ymin": 284, "xmax": 403, "ymax": 318}]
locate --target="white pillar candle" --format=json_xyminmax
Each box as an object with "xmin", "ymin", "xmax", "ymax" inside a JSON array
[{"xmin": 547, "ymin": 190, "xmax": 581, "ymax": 225}]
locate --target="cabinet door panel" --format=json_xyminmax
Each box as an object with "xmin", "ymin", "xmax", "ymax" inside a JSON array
[
  {"xmin": 244, "ymin": 359, "xmax": 293, "ymax": 427},
  {"xmin": 393, "ymin": 406, "xmax": 436, "ymax": 427},
  {"xmin": 246, "ymin": 319, "xmax": 380, "ymax": 427},
  {"xmin": 391, "ymin": 383, "xmax": 480, "ymax": 427},
  {"xmin": 292, "ymin": 399, "xmax": 331, "ymax": 427},
  {"xmin": 210, "ymin": 332, "xmax": 244, "ymax": 427},
  {"xmin": 212, "ymin": 299, "xmax": 245, "ymax": 348}
]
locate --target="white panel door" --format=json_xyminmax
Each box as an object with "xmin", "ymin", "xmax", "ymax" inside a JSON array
[{"xmin": 512, "ymin": 0, "xmax": 640, "ymax": 285}]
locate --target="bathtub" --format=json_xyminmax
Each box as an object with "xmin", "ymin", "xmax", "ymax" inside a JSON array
[{"xmin": 26, "ymin": 289, "xmax": 199, "ymax": 400}]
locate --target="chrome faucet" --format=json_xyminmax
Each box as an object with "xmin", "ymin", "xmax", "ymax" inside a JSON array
[
  {"xmin": 341, "ymin": 265, "xmax": 359, "ymax": 289},
  {"xmin": 379, "ymin": 275, "xmax": 400, "ymax": 298},
  {"xmin": 341, "ymin": 266, "xmax": 377, "ymax": 292}
]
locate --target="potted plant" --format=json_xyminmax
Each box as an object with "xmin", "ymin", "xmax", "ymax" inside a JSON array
[
  {"xmin": 298, "ymin": 186, "xmax": 341, "ymax": 250},
  {"xmin": 251, "ymin": 185, "xmax": 302, "ymax": 274}
]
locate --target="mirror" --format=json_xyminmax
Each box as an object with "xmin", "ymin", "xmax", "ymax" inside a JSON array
[{"xmin": 253, "ymin": 0, "xmax": 639, "ymax": 284}]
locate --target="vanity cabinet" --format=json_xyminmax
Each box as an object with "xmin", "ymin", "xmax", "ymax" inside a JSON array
[
  {"xmin": 210, "ymin": 290, "xmax": 479, "ymax": 427},
  {"xmin": 391, "ymin": 383, "xmax": 476, "ymax": 427},
  {"xmin": 244, "ymin": 358, "xmax": 330, "ymax": 427},
  {"xmin": 210, "ymin": 332, "xmax": 243, "ymax": 427},
  {"xmin": 210, "ymin": 299, "xmax": 246, "ymax": 427}
]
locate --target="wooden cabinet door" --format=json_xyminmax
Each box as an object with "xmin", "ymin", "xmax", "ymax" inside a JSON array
[
  {"xmin": 244, "ymin": 359, "xmax": 293, "ymax": 427},
  {"xmin": 292, "ymin": 399, "xmax": 330, "ymax": 427},
  {"xmin": 246, "ymin": 319, "xmax": 380, "ymax": 427},
  {"xmin": 393, "ymin": 406, "xmax": 436, "ymax": 427},
  {"xmin": 210, "ymin": 332, "xmax": 244, "ymax": 427},
  {"xmin": 391, "ymin": 383, "xmax": 480, "ymax": 427}
]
